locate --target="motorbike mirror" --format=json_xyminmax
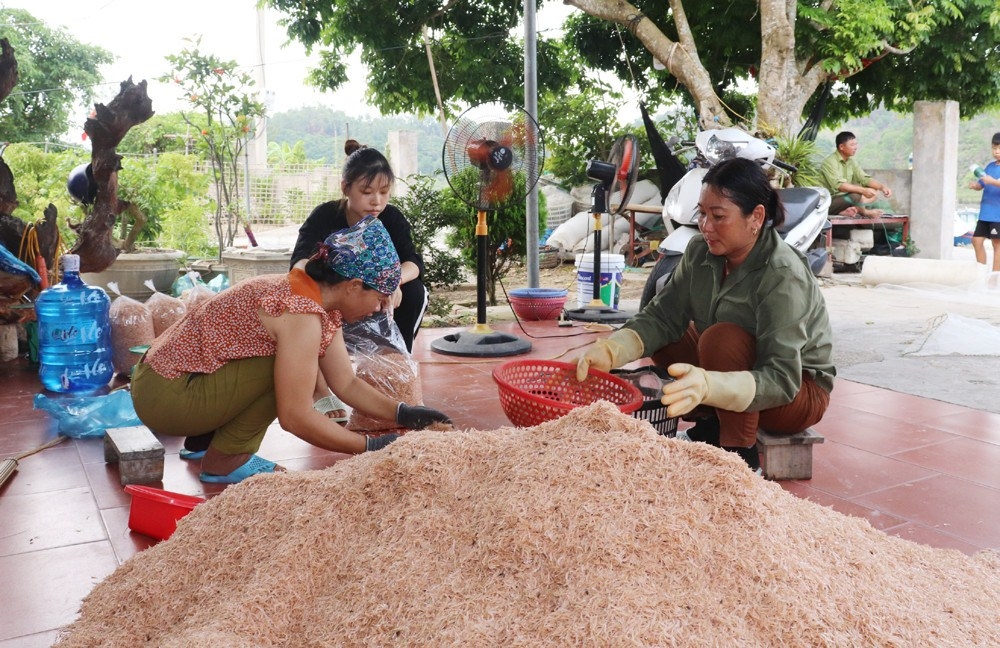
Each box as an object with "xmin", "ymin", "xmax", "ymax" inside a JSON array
[{"xmin": 585, "ymin": 159, "xmax": 616, "ymax": 184}]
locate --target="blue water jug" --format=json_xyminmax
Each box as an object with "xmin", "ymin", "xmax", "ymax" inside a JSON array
[{"xmin": 35, "ymin": 254, "xmax": 114, "ymax": 393}]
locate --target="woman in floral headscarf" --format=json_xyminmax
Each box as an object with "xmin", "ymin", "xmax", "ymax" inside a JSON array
[{"xmin": 131, "ymin": 216, "xmax": 452, "ymax": 484}]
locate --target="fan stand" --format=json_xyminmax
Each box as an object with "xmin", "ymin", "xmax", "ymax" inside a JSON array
[
  {"xmin": 565, "ymin": 183, "xmax": 635, "ymax": 323},
  {"xmin": 430, "ymin": 208, "xmax": 532, "ymax": 357}
]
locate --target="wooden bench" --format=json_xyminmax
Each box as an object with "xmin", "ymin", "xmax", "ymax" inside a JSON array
[
  {"xmin": 825, "ymin": 214, "xmax": 909, "ymax": 249},
  {"xmin": 104, "ymin": 425, "xmax": 165, "ymax": 485},
  {"xmin": 755, "ymin": 428, "xmax": 824, "ymax": 480}
]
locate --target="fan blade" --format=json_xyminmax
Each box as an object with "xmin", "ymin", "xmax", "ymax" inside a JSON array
[
  {"xmin": 617, "ymin": 137, "xmax": 635, "ymax": 196},
  {"xmin": 483, "ymin": 169, "xmax": 514, "ymax": 205},
  {"xmin": 467, "ymin": 140, "xmax": 491, "ymax": 168}
]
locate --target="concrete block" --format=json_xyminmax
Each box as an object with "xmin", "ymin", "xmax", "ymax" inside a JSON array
[
  {"xmin": 756, "ymin": 427, "xmax": 824, "ymax": 480},
  {"xmin": 104, "ymin": 425, "xmax": 164, "ymax": 485}
]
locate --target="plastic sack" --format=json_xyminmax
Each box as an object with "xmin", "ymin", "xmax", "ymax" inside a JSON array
[
  {"xmin": 33, "ymin": 389, "xmax": 143, "ymax": 439},
  {"xmin": 108, "ymin": 282, "xmax": 155, "ymax": 376},
  {"xmin": 171, "ymin": 270, "xmax": 206, "ymax": 298},
  {"xmin": 207, "ymin": 272, "xmax": 229, "ymax": 293},
  {"xmin": 183, "ymin": 283, "xmax": 216, "ymax": 312},
  {"xmin": 343, "ymin": 311, "xmax": 422, "ymax": 432},
  {"xmin": 144, "ymin": 279, "xmax": 187, "ymax": 337}
]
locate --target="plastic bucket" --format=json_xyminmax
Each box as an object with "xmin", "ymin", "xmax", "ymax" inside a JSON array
[
  {"xmin": 124, "ymin": 485, "xmax": 206, "ymax": 541},
  {"xmin": 574, "ymin": 253, "xmax": 625, "ymax": 309}
]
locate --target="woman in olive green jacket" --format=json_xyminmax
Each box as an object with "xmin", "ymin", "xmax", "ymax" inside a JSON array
[{"xmin": 576, "ymin": 158, "xmax": 835, "ymax": 470}]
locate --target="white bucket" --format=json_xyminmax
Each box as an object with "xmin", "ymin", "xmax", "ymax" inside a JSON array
[{"xmin": 574, "ymin": 253, "xmax": 626, "ymax": 309}]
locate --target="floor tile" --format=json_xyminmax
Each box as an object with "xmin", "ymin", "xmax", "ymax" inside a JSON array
[
  {"xmin": 893, "ymin": 436, "xmax": 1000, "ymax": 489},
  {"xmin": 0, "ymin": 487, "xmax": 107, "ymax": 557},
  {"xmin": 854, "ymin": 474, "xmax": 1000, "ymax": 550},
  {"xmin": 804, "ymin": 440, "xmax": 937, "ymax": 499},
  {"xmin": 0, "ymin": 542, "xmax": 118, "ymax": 641}
]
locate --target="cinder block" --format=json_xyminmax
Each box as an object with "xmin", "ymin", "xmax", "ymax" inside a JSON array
[
  {"xmin": 756, "ymin": 427, "xmax": 824, "ymax": 480},
  {"xmin": 104, "ymin": 425, "xmax": 164, "ymax": 485}
]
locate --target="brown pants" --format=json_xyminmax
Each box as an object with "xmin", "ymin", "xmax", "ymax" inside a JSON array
[{"xmin": 651, "ymin": 322, "xmax": 829, "ymax": 447}]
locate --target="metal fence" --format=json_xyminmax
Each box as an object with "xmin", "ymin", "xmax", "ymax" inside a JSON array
[{"xmin": 197, "ymin": 163, "xmax": 343, "ymax": 227}]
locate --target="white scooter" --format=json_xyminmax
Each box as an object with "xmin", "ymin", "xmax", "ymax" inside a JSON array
[{"xmin": 639, "ymin": 128, "xmax": 831, "ymax": 308}]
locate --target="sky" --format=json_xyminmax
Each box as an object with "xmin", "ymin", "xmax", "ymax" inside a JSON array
[{"xmin": 4, "ymin": 0, "xmax": 577, "ymax": 119}]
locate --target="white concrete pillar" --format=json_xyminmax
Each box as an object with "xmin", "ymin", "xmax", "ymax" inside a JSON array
[
  {"xmin": 387, "ymin": 131, "xmax": 419, "ymax": 196},
  {"xmin": 911, "ymin": 101, "xmax": 959, "ymax": 259}
]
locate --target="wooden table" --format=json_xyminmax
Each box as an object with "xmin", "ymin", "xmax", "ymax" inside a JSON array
[
  {"xmin": 621, "ymin": 203, "xmax": 666, "ymax": 266},
  {"xmin": 825, "ymin": 214, "xmax": 909, "ymax": 248}
]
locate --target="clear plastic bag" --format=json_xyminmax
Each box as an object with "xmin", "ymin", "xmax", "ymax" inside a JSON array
[
  {"xmin": 343, "ymin": 311, "xmax": 422, "ymax": 432},
  {"xmin": 108, "ymin": 283, "xmax": 155, "ymax": 376},
  {"xmin": 144, "ymin": 280, "xmax": 187, "ymax": 337},
  {"xmin": 33, "ymin": 389, "xmax": 143, "ymax": 438}
]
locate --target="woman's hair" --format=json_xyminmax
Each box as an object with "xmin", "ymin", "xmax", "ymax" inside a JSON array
[
  {"xmin": 342, "ymin": 139, "xmax": 395, "ymax": 191},
  {"xmin": 702, "ymin": 157, "xmax": 785, "ymax": 230},
  {"xmin": 303, "ymin": 257, "xmax": 352, "ymax": 286}
]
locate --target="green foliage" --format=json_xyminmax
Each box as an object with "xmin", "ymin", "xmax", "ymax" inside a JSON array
[
  {"xmin": 394, "ymin": 173, "xmax": 465, "ymax": 289},
  {"xmin": 0, "ymin": 9, "xmax": 114, "ymax": 142},
  {"xmin": 119, "ymin": 113, "xmax": 207, "ymax": 156},
  {"xmin": 263, "ymin": 0, "xmax": 575, "ymax": 119},
  {"xmin": 267, "ymin": 141, "xmax": 309, "ymax": 168},
  {"xmin": 2, "ymin": 144, "xmax": 83, "ymax": 245},
  {"xmin": 774, "ymin": 134, "xmax": 823, "ymax": 188},
  {"xmin": 564, "ymin": 0, "xmax": 1000, "ymax": 131},
  {"xmin": 440, "ymin": 166, "xmax": 548, "ymax": 304},
  {"xmin": 117, "ymin": 153, "xmax": 212, "ymax": 253},
  {"xmin": 161, "ymin": 38, "xmax": 267, "ymax": 258}
]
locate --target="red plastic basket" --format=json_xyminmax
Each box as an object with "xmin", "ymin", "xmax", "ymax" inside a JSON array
[
  {"xmin": 492, "ymin": 359, "xmax": 644, "ymax": 427},
  {"xmin": 124, "ymin": 485, "xmax": 205, "ymax": 541}
]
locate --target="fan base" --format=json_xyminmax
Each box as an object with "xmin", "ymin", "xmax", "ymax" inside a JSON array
[
  {"xmin": 430, "ymin": 330, "xmax": 532, "ymax": 358},
  {"xmin": 564, "ymin": 306, "xmax": 635, "ymax": 324}
]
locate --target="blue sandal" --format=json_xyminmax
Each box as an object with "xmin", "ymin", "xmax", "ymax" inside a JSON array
[
  {"xmin": 200, "ymin": 454, "xmax": 278, "ymax": 484},
  {"xmin": 179, "ymin": 449, "xmax": 207, "ymax": 461}
]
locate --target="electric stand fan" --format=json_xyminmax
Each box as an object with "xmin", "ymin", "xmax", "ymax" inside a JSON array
[
  {"xmin": 565, "ymin": 133, "xmax": 639, "ymax": 323},
  {"xmin": 430, "ymin": 101, "xmax": 545, "ymax": 357}
]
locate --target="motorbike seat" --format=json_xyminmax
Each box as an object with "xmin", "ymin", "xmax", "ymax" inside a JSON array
[{"xmin": 776, "ymin": 187, "xmax": 821, "ymax": 234}]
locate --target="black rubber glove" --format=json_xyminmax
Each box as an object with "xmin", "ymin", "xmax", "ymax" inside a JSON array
[
  {"xmin": 365, "ymin": 433, "xmax": 400, "ymax": 452},
  {"xmin": 396, "ymin": 403, "xmax": 452, "ymax": 429}
]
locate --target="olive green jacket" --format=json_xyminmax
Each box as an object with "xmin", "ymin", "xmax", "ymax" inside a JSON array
[
  {"xmin": 624, "ymin": 228, "xmax": 835, "ymax": 411},
  {"xmin": 818, "ymin": 151, "xmax": 871, "ymax": 197}
]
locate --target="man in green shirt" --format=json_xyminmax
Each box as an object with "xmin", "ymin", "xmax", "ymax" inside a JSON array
[{"xmin": 818, "ymin": 131, "xmax": 893, "ymax": 217}]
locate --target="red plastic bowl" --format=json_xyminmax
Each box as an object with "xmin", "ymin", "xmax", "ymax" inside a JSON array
[
  {"xmin": 492, "ymin": 359, "xmax": 644, "ymax": 427},
  {"xmin": 508, "ymin": 287, "xmax": 568, "ymax": 321},
  {"xmin": 124, "ymin": 485, "xmax": 206, "ymax": 541}
]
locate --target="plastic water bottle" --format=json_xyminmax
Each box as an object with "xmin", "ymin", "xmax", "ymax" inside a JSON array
[
  {"xmin": 35, "ymin": 254, "xmax": 114, "ymax": 393},
  {"xmin": 970, "ymin": 164, "xmax": 986, "ymax": 179}
]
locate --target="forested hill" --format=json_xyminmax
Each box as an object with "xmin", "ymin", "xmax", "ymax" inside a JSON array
[
  {"xmin": 268, "ymin": 105, "xmax": 1000, "ymax": 188},
  {"xmin": 267, "ymin": 106, "xmax": 445, "ymax": 174}
]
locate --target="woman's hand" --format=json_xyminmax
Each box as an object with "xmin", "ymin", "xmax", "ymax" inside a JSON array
[
  {"xmin": 396, "ymin": 403, "xmax": 452, "ymax": 429},
  {"xmin": 392, "ymin": 286, "xmax": 403, "ymax": 308}
]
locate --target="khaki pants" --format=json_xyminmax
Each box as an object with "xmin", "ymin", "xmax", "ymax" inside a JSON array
[
  {"xmin": 651, "ymin": 322, "xmax": 830, "ymax": 447},
  {"xmin": 131, "ymin": 356, "xmax": 277, "ymax": 456}
]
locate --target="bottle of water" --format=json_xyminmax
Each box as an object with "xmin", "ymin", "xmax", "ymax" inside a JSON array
[
  {"xmin": 970, "ymin": 164, "xmax": 986, "ymax": 179},
  {"xmin": 35, "ymin": 254, "xmax": 114, "ymax": 393}
]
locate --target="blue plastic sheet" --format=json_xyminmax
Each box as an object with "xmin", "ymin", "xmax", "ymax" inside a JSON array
[{"xmin": 33, "ymin": 389, "xmax": 142, "ymax": 438}]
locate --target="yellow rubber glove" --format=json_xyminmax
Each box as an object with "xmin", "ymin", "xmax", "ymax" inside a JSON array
[
  {"xmin": 574, "ymin": 328, "xmax": 644, "ymax": 381},
  {"xmin": 660, "ymin": 363, "xmax": 757, "ymax": 418}
]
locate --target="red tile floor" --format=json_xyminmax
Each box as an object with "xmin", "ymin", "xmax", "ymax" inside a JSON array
[{"xmin": 2, "ymin": 320, "xmax": 1000, "ymax": 645}]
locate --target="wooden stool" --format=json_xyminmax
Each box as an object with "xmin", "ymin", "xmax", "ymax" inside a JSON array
[
  {"xmin": 755, "ymin": 428, "xmax": 824, "ymax": 480},
  {"xmin": 104, "ymin": 425, "xmax": 165, "ymax": 485}
]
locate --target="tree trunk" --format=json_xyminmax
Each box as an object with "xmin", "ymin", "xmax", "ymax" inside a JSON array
[
  {"xmin": 565, "ymin": 0, "xmax": 730, "ymax": 129},
  {"xmin": 68, "ymin": 77, "xmax": 154, "ymax": 273}
]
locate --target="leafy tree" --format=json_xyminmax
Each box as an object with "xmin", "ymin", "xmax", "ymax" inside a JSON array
[
  {"xmin": 161, "ymin": 38, "xmax": 266, "ymax": 259},
  {"xmin": 562, "ymin": 0, "xmax": 1000, "ymax": 135},
  {"xmin": 0, "ymin": 8, "xmax": 113, "ymax": 142},
  {"xmin": 262, "ymin": 0, "xmax": 574, "ymax": 120},
  {"xmin": 393, "ymin": 172, "xmax": 465, "ymax": 289},
  {"xmin": 267, "ymin": 140, "xmax": 309, "ymax": 168},
  {"xmin": 119, "ymin": 113, "xmax": 207, "ymax": 156}
]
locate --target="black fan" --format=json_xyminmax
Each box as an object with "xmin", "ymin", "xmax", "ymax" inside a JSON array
[
  {"xmin": 566, "ymin": 133, "xmax": 639, "ymax": 323},
  {"xmin": 430, "ymin": 101, "xmax": 545, "ymax": 357}
]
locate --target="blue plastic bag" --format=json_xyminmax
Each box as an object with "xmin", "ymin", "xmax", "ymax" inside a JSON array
[{"xmin": 33, "ymin": 389, "xmax": 143, "ymax": 438}]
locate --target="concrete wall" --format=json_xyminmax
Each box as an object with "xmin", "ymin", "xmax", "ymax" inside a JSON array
[{"xmin": 388, "ymin": 130, "xmax": 419, "ymax": 195}]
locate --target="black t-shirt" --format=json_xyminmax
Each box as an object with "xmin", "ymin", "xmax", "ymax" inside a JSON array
[{"xmin": 290, "ymin": 201, "xmax": 424, "ymax": 279}]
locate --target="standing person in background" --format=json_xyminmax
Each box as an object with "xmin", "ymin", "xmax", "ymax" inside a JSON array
[
  {"xmin": 967, "ymin": 132, "xmax": 1000, "ymax": 274},
  {"xmin": 819, "ymin": 131, "xmax": 894, "ymax": 217},
  {"xmin": 292, "ymin": 139, "xmax": 428, "ymax": 352}
]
